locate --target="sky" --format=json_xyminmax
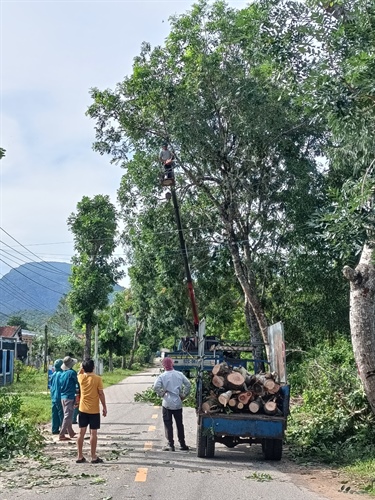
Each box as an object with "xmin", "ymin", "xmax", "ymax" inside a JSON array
[{"xmin": 0, "ymin": 0, "xmax": 247, "ymax": 290}]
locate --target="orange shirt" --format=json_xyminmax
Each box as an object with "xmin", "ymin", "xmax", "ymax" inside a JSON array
[{"xmin": 78, "ymin": 372, "xmax": 104, "ymax": 414}]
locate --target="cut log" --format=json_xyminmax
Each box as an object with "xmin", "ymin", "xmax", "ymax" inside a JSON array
[
  {"xmin": 238, "ymin": 391, "xmax": 253, "ymax": 405},
  {"xmin": 202, "ymin": 397, "xmax": 219, "ymax": 413},
  {"xmin": 212, "ymin": 375, "xmax": 225, "ymax": 388},
  {"xmin": 264, "ymin": 400, "xmax": 278, "ymax": 415},
  {"xmin": 218, "ymin": 390, "xmax": 233, "ymax": 407},
  {"xmin": 249, "ymin": 398, "xmax": 263, "ymax": 414},
  {"xmin": 233, "ymin": 366, "xmax": 253, "ymax": 386},
  {"xmin": 237, "ymin": 401, "xmax": 244, "ymax": 410},
  {"xmin": 252, "ymin": 382, "xmax": 265, "ymax": 396},
  {"xmin": 225, "ymin": 371, "xmax": 245, "ymax": 390},
  {"xmin": 263, "ymin": 379, "xmax": 277, "ymax": 392},
  {"xmin": 267, "ymin": 382, "xmax": 280, "ymax": 395},
  {"xmin": 212, "ymin": 362, "xmax": 230, "ymax": 376},
  {"xmin": 228, "ymin": 398, "xmax": 237, "ymax": 408}
]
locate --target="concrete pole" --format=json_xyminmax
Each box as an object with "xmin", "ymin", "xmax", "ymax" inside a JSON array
[{"xmin": 94, "ymin": 324, "xmax": 99, "ymax": 374}]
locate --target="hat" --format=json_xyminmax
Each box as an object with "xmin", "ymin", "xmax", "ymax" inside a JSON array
[
  {"xmin": 61, "ymin": 356, "xmax": 77, "ymax": 371},
  {"xmin": 54, "ymin": 359, "xmax": 63, "ymax": 371},
  {"xmin": 162, "ymin": 357, "xmax": 174, "ymax": 371}
]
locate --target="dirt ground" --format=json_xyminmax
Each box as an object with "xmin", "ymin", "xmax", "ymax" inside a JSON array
[{"xmin": 276, "ymin": 450, "xmax": 374, "ymax": 500}]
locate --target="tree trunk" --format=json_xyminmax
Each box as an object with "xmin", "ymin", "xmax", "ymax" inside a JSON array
[
  {"xmin": 128, "ymin": 321, "xmax": 144, "ymax": 369},
  {"xmin": 229, "ymin": 239, "xmax": 269, "ymax": 346},
  {"xmin": 84, "ymin": 323, "xmax": 92, "ymax": 359},
  {"xmin": 343, "ymin": 243, "xmax": 375, "ymax": 415},
  {"xmin": 245, "ymin": 297, "xmax": 265, "ymax": 362}
]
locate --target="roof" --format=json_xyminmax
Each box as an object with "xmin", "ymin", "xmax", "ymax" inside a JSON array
[{"xmin": 0, "ymin": 326, "xmax": 22, "ymax": 338}]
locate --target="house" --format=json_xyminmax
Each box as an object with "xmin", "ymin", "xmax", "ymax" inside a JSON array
[{"xmin": 0, "ymin": 325, "xmax": 31, "ymax": 362}]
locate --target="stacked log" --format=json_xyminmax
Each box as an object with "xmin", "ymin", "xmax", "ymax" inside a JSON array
[{"xmin": 201, "ymin": 363, "xmax": 283, "ymax": 416}]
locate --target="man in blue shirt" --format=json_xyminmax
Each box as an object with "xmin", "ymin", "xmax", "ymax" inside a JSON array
[
  {"xmin": 59, "ymin": 356, "xmax": 78, "ymax": 441},
  {"xmin": 153, "ymin": 357, "xmax": 191, "ymax": 451},
  {"xmin": 50, "ymin": 359, "xmax": 63, "ymax": 434}
]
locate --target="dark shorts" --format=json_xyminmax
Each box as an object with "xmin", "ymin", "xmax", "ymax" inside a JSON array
[{"xmin": 78, "ymin": 412, "xmax": 100, "ymax": 430}]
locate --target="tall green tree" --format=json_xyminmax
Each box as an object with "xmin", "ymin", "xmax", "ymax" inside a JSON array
[
  {"xmin": 87, "ymin": 0, "xmax": 323, "ymax": 347},
  {"xmin": 262, "ymin": 0, "xmax": 375, "ymax": 411},
  {"xmin": 67, "ymin": 195, "xmax": 123, "ymax": 358}
]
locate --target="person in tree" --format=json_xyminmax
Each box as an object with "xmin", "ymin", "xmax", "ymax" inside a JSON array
[
  {"xmin": 153, "ymin": 357, "xmax": 191, "ymax": 451},
  {"xmin": 159, "ymin": 142, "xmax": 175, "ymax": 181}
]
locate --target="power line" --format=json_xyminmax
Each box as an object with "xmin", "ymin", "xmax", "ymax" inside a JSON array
[
  {"xmin": 0, "ymin": 277, "xmax": 55, "ymax": 313},
  {"xmin": 0, "ymin": 258, "xmax": 65, "ymax": 296},
  {"xmin": 0, "ymin": 227, "xmax": 71, "ymax": 276},
  {"xmin": 0, "ymin": 250, "xmax": 70, "ymax": 290}
]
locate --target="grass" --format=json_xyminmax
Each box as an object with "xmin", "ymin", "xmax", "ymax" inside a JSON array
[
  {"xmin": 343, "ymin": 459, "xmax": 375, "ymax": 495},
  {"xmin": 0, "ymin": 366, "xmax": 143, "ymax": 426}
]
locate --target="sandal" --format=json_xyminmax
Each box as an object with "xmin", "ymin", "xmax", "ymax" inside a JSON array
[
  {"xmin": 76, "ymin": 457, "xmax": 86, "ymax": 463},
  {"xmin": 91, "ymin": 457, "xmax": 103, "ymax": 464}
]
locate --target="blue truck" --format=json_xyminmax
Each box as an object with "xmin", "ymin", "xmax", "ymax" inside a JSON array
[{"xmin": 167, "ymin": 321, "xmax": 289, "ymax": 461}]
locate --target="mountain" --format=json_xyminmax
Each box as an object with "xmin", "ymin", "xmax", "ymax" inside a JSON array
[{"xmin": 0, "ymin": 261, "xmax": 124, "ymax": 317}]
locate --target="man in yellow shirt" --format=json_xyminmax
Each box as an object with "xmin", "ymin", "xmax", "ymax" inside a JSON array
[{"xmin": 76, "ymin": 359, "xmax": 107, "ymax": 464}]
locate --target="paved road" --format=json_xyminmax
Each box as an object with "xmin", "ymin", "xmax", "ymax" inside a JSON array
[{"xmin": 1, "ymin": 369, "xmax": 334, "ymax": 500}]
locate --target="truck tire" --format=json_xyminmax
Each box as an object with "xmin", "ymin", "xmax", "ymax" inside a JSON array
[
  {"xmin": 206, "ymin": 436, "xmax": 215, "ymax": 458},
  {"xmin": 262, "ymin": 439, "xmax": 282, "ymax": 461},
  {"xmin": 197, "ymin": 424, "xmax": 207, "ymax": 458}
]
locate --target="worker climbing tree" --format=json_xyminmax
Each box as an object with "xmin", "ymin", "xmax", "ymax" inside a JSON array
[{"xmin": 159, "ymin": 142, "xmax": 175, "ymax": 186}]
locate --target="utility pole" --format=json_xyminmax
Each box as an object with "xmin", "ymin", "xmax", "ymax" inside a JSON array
[
  {"xmin": 43, "ymin": 324, "xmax": 48, "ymax": 373},
  {"xmin": 94, "ymin": 323, "xmax": 99, "ymax": 374}
]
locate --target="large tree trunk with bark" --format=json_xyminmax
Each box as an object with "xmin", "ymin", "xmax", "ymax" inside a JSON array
[
  {"xmin": 343, "ymin": 243, "xmax": 375, "ymax": 415},
  {"xmin": 245, "ymin": 297, "xmax": 265, "ymax": 362},
  {"xmin": 229, "ymin": 239, "xmax": 269, "ymax": 347}
]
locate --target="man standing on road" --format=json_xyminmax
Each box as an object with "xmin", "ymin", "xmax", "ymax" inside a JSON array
[
  {"xmin": 153, "ymin": 357, "xmax": 191, "ymax": 451},
  {"xmin": 50, "ymin": 358, "xmax": 63, "ymax": 435},
  {"xmin": 59, "ymin": 356, "xmax": 78, "ymax": 441},
  {"xmin": 76, "ymin": 358, "xmax": 107, "ymax": 464}
]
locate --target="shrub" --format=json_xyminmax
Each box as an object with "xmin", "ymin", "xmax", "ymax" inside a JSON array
[
  {"xmin": 286, "ymin": 338, "xmax": 375, "ymax": 463},
  {"xmin": 0, "ymin": 393, "xmax": 45, "ymax": 459}
]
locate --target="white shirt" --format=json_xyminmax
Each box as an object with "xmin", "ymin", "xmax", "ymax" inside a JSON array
[
  {"xmin": 160, "ymin": 149, "xmax": 174, "ymax": 162},
  {"xmin": 153, "ymin": 369, "xmax": 191, "ymax": 410}
]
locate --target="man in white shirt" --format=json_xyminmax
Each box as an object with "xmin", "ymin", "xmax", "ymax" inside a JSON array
[{"xmin": 153, "ymin": 357, "xmax": 191, "ymax": 451}]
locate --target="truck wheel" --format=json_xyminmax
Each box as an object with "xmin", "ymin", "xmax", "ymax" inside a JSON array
[
  {"xmin": 262, "ymin": 439, "xmax": 282, "ymax": 460},
  {"xmin": 206, "ymin": 436, "xmax": 215, "ymax": 458},
  {"xmin": 196, "ymin": 424, "xmax": 207, "ymax": 458}
]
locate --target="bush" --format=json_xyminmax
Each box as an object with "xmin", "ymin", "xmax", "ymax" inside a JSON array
[
  {"xmin": 0, "ymin": 393, "xmax": 44, "ymax": 459},
  {"xmin": 286, "ymin": 338, "xmax": 375, "ymax": 463}
]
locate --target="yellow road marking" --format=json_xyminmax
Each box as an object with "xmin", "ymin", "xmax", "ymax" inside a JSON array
[
  {"xmin": 135, "ymin": 467, "xmax": 148, "ymax": 482},
  {"xmin": 151, "ymin": 414, "xmax": 158, "ymax": 419},
  {"xmin": 144, "ymin": 441, "xmax": 153, "ymax": 450},
  {"xmin": 148, "ymin": 425, "xmax": 156, "ymax": 431}
]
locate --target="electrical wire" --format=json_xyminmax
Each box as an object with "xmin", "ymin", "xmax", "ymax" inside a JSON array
[
  {"xmin": 0, "ymin": 250, "xmax": 70, "ymax": 290},
  {"xmin": 0, "ymin": 227, "xmax": 71, "ymax": 276}
]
